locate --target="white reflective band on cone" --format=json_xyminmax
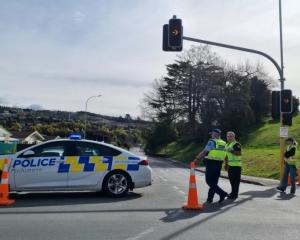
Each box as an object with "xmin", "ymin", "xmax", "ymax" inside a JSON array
[
  {"xmin": 1, "ymin": 179, "xmax": 8, "ymax": 184},
  {"xmin": 190, "ymin": 168, "xmax": 195, "ymax": 175},
  {"xmin": 190, "ymin": 183, "xmax": 196, "ymax": 189}
]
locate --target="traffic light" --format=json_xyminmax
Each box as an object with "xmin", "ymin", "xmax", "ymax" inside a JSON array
[
  {"xmin": 280, "ymin": 89, "xmax": 293, "ymax": 113},
  {"xmin": 162, "ymin": 16, "xmax": 183, "ymax": 52},
  {"xmin": 163, "ymin": 24, "xmax": 177, "ymax": 51},
  {"xmin": 168, "ymin": 16, "xmax": 183, "ymax": 50},
  {"xmin": 271, "ymin": 91, "xmax": 280, "ymax": 120},
  {"xmin": 282, "ymin": 113, "xmax": 292, "ymax": 126}
]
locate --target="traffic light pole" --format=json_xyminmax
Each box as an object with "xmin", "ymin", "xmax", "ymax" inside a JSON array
[
  {"xmin": 279, "ymin": 0, "xmax": 285, "ymax": 179},
  {"xmin": 183, "ymin": 0, "xmax": 286, "ymax": 177},
  {"xmin": 182, "ymin": 36, "xmax": 283, "ymax": 80}
]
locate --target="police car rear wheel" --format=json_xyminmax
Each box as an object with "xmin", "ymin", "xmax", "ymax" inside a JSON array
[{"xmin": 104, "ymin": 171, "xmax": 129, "ymax": 197}]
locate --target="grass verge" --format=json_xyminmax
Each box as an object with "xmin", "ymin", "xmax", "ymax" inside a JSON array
[{"xmin": 158, "ymin": 142, "xmax": 299, "ymax": 180}]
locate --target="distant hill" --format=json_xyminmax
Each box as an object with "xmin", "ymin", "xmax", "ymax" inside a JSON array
[{"xmin": 0, "ymin": 105, "xmax": 149, "ymax": 128}]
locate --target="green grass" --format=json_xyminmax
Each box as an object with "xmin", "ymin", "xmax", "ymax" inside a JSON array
[
  {"xmin": 159, "ymin": 141, "xmax": 201, "ymax": 164},
  {"xmin": 157, "ymin": 115, "xmax": 300, "ymax": 180},
  {"xmin": 243, "ymin": 115, "xmax": 300, "ymax": 148},
  {"xmin": 242, "ymin": 148, "xmax": 280, "ymax": 179}
]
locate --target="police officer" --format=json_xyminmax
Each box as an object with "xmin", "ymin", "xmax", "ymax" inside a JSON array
[
  {"xmin": 194, "ymin": 128, "xmax": 228, "ymax": 203},
  {"xmin": 224, "ymin": 131, "xmax": 242, "ymax": 200},
  {"xmin": 277, "ymin": 137, "xmax": 298, "ymax": 194}
]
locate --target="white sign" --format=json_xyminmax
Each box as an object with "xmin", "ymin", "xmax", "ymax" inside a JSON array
[{"xmin": 280, "ymin": 127, "xmax": 288, "ymax": 138}]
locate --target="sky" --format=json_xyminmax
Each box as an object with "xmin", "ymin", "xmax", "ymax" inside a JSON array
[{"xmin": 0, "ymin": 0, "xmax": 299, "ymax": 117}]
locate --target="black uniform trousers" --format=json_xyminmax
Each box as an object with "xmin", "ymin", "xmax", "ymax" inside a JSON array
[
  {"xmin": 228, "ymin": 166, "xmax": 241, "ymax": 198},
  {"xmin": 205, "ymin": 160, "xmax": 227, "ymax": 201}
]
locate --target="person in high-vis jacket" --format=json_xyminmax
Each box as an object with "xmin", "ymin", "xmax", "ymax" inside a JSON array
[
  {"xmin": 277, "ymin": 138, "xmax": 298, "ymax": 194},
  {"xmin": 194, "ymin": 128, "xmax": 228, "ymax": 203},
  {"xmin": 224, "ymin": 131, "xmax": 242, "ymax": 200}
]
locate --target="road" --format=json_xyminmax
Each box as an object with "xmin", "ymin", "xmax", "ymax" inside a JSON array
[{"xmin": 0, "ymin": 154, "xmax": 299, "ymax": 240}]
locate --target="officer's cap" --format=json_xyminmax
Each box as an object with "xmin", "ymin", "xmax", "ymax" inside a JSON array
[{"xmin": 209, "ymin": 128, "xmax": 221, "ymax": 134}]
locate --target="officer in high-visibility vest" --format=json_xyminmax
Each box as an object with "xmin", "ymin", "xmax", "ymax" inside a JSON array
[
  {"xmin": 194, "ymin": 128, "xmax": 228, "ymax": 203},
  {"xmin": 224, "ymin": 131, "xmax": 242, "ymax": 200},
  {"xmin": 277, "ymin": 137, "xmax": 298, "ymax": 194}
]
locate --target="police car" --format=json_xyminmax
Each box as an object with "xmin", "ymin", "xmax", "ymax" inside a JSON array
[{"xmin": 7, "ymin": 135, "xmax": 152, "ymax": 197}]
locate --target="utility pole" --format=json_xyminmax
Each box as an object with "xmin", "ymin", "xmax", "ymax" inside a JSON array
[{"xmin": 278, "ymin": 0, "xmax": 285, "ymax": 178}]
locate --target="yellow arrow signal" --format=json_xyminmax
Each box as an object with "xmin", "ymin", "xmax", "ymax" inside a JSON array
[{"xmin": 171, "ymin": 29, "xmax": 180, "ymax": 36}]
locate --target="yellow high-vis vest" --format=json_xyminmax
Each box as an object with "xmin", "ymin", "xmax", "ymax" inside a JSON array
[
  {"xmin": 226, "ymin": 140, "xmax": 242, "ymax": 167},
  {"xmin": 206, "ymin": 139, "xmax": 227, "ymax": 161}
]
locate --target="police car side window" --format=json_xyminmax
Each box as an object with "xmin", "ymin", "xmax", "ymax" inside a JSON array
[
  {"xmin": 76, "ymin": 142, "xmax": 121, "ymax": 156},
  {"xmin": 20, "ymin": 141, "xmax": 72, "ymax": 158}
]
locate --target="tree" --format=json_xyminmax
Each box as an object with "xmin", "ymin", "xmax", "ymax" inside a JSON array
[
  {"xmin": 143, "ymin": 45, "xmax": 274, "ymax": 151},
  {"xmin": 249, "ymin": 76, "xmax": 271, "ymax": 123},
  {"xmin": 9, "ymin": 122, "xmax": 22, "ymax": 131},
  {"xmin": 144, "ymin": 119, "xmax": 177, "ymax": 154}
]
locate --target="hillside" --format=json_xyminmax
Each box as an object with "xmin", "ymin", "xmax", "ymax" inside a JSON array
[
  {"xmin": 0, "ymin": 105, "xmax": 149, "ymax": 148},
  {"xmin": 242, "ymin": 115, "xmax": 300, "ymax": 148},
  {"xmin": 0, "ymin": 106, "xmax": 148, "ymax": 128},
  {"xmin": 158, "ymin": 115, "xmax": 300, "ymax": 179}
]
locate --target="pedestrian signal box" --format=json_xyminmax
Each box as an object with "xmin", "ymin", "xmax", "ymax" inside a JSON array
[{"xmin": 280, "ymin": 89, "xmax": 293, "ymax": 113}]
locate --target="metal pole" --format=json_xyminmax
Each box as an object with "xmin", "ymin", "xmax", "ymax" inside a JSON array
[
  {"xmin": 183, "ymin": 36, "xmax": 283, "ymax": 81},
  {"xmin": 279, "ymin": 0, "xmax": 285, "ymax": 179},
  {"xmin": 279, "ymin": 0, "xmax": 284, "ymax": 90},
  {"xmin": 84, "ymin": 95, "xmax": 101, "ymax": 139}
]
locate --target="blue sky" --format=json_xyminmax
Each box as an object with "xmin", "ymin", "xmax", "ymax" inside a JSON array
[{"xmin": 0, "ymin": 0, "xmax": 299, "ymax": 117}]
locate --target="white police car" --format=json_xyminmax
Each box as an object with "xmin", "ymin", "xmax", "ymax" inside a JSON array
[{"xmin": 8, "ymin": 135, "xmax": 152, "ymax": 197}]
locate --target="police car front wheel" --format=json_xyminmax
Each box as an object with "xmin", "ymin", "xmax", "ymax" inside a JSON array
[{"xmin": 103, "ymin": 171, "xmax": 130, "ymax": 197}]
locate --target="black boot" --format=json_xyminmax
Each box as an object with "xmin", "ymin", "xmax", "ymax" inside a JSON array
[{"xmin": 218, "ymin": 193, "xmax": 228, "ymax": 203}]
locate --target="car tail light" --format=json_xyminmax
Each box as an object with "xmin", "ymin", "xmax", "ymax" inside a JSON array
[{"xmin": 139, "ymin": 160, "xmax": 149, "ymax": 166}]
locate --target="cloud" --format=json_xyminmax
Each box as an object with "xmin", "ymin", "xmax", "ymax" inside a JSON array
[
  {"xmin": 0, "ymin": 97, "xmax": 9, "ymax": 105},
  {"xmin": 73, "ymin": 11, "xmax": 86, "ymax": 23},
  {"xmin": 27, "ymin": 72, "xmax": 151, "ymax": 88}
]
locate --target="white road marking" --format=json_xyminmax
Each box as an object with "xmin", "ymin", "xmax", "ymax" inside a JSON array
[
  {"xmin": 158, "ymin": 176, "xmax": 168, "ymax": 182},
  {"xmin": 125, "ymin": 227, "xmax": 155, "ymax": 240},
  {"xmin": 172, "ymin": 168, "xmax": 190, "ymax": 177},
  {"xmin": 172, "ymin": 185, "xmax": 187, "ymax": 196},
  {"xmin": 178, "ymin": 190, "xmax": 186, "ymax": 195}
]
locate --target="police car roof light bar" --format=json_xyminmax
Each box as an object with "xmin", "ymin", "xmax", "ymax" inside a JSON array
[{"xmin": 69, "ymin": 133, "xmax": 82, "ymax": 140}]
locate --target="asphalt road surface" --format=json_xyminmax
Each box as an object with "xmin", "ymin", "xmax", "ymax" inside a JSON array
[{"xmin": 1, "ymin": 153, "xmax": 299, "ymax": 240}]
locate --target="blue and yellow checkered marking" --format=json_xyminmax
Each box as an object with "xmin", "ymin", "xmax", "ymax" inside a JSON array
[{"xmin": 58, "ymin": 155, "xmax": 140, "ymax": 173}]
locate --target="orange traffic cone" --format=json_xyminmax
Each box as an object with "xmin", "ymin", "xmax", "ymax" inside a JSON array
[
  {"xmin": 0, "ymin": 158, "xmax": 15, "ymax": 206},
  {"xmin": 182, "ymin": 162, "xmax": 204, "ymax": 210}
]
